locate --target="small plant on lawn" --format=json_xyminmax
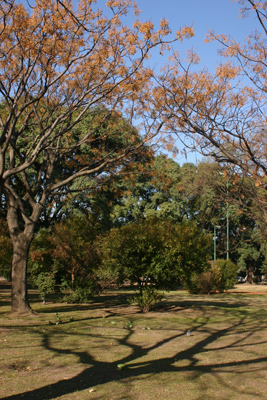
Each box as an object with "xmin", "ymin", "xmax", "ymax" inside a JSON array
[
  {"xmin": 132, "ymin": 286, "xmax": 164, "ymax": 312},
  {"xmin": 62, "ymin": 278, "xmax": 100, "ymax": 303},
  {"xmin": 31, "ymin": 272, "xmax": 56, "ymax": 304},
  {"xmin": 55, "ymin": 313, "xmax": 62, "ymax": 324},
  {"xmin": 62, "ymin": 287, "xmax": 94, "ymax": 304}
]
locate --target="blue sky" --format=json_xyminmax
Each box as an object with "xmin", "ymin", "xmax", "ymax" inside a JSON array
[
  {"xmin": 137, "ymin": 0, "xmax": 257, "ymax": 71},
  {"xmin": 96, "ymin": 0, "xmax": 258, "ymax": 72},
  {"xmin": 127, "ymin": 1, "xmax": 259, "ymax": 163}
]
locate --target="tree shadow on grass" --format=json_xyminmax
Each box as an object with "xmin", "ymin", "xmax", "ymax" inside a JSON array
[
  {"xmin": 0, "ymin": 287, "xmax": 135, "ymax": 317},
  {"xmin": 37, "ymin": 295, "xmax": 133, "ymax": 314},
  {"xmin": 3, "ymin": 312, "xmax": 267, "ymax": 400},
  {"xmin": 160, "ymin": 291, "xmax": 252, "ymax": 309}
]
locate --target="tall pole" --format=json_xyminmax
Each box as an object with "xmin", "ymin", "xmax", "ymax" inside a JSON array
[
  {"xmin": 219, "ymin": 171, "xmax": 230, "ymax": 260},
  {"xmin": 226, "ymin": 179, "xmax": 229, "ymax": 260},
  {"xmin": 214, "ymin": 225, "xmax": 216, "ymax": 262}
]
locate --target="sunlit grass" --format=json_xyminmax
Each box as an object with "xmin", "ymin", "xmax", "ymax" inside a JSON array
[{"xmin": 1, "ymin": 285, "xmax": 267, "ymax": 399}]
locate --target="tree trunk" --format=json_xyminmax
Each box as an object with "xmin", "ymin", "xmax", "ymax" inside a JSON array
[
  {"xmin": 246, "ymin": 263, "xmax": 254, "ymax": 285},
  {"xmin": 5, "ymin": 190, "xmax": 42, "ymax": 314},
  {"xmin": 11, "ymin": 233, "xmax": 32, "ymax": 314}
]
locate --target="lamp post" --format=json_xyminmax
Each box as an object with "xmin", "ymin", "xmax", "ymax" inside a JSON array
[
  {"xmin": 219, "ymin": 172, "xmax": 230, "ymax": 260},
  {"xmin": 226, "ymin": 179, "xmax": 229, "ymax": 260}
]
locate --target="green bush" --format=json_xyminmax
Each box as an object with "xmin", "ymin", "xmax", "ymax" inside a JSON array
[
  {"xmin": 187, "ymin": 267, "xmax": 218, "ymax": 294},
  {"xmin": 186, "ymin": 259, "xmax": 238, "ymax": 294},
  {"xmin": 62, "ymin": 278, "xmax": 100, "ymax": 303},
  {"xmin": 99, "ymin": 218, "xmax": 211, "ymax": 293},
  {"xmin": 62, "ymin": 287, "xmax": 94, "ymax": 304},
  {"xmin": 215, "ymin": 259, "xmax": 239, "ymax": 291},
  {"xmin": 31, "ymin": 272, "xmax": 56, "ymax": 303},
  {"xmin": 132, "ymin": 286, "xmax": 164, "ymax": 312}
]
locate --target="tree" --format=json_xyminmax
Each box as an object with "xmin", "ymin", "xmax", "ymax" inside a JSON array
[
  {"xmin": 98, "ymin": 218, "xmax": 211, "ymax": 296},
  {"xmin": 28, "ymin": 211, "xmax": 100, "ymax": 302},
  {"xmin": 111, "ymin": 155, "xmax": 186, "ymax": 224},
  {"xmin": 0, "ymin": 0, "xmax": 185, "ymax": 313},
  {"xmin": 36, "ymin": 107, "xmax": 154, "ymax": 230},
  {"xmin": 31, "ymin": 272, "xmax": 56, "ymax": 304},
  {"xmin": 49, "ymin": 213, "xmax": 100, "ymax": 292},
  {"xmin": 237, "ymin": 235, "xmax": 267, "ymax": 283},
  {"xmin": 110, "ymin": 156, "xmax": 254, "ymax": 262},
  {"xmin": 110, "ymin": 156, "xmax": 225, "ymax": 227},
  {"xmin": 0, "ymin": 218, "xmax": 12, "ymax": 280},
  {"xmin": 152, "ymin": 0, "xmax": 267, "ymax": 234},
  {"xmin": 28, "ymin": 227, "xmax": 56, "ymax": 281},
  {"xmin": 178, "ymin": 162, "xmax": 260, "ymax": 263}
]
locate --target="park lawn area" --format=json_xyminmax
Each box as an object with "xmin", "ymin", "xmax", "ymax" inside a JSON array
[{"xmin": 1, "ymin": 284, "xmax": 267, "ymax": 399}]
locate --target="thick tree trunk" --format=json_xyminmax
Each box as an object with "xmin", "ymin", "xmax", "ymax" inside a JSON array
[
  {"xmin": 5, "ymin": 190, "xmax": 42, "ymax": 314},
  {"xmin": 11, "ymin": 233, "xmax": 32, "ymax": 314},
  {"xmin": 246, "ymin": 263, "xmax": 254, "ymax": 285}
]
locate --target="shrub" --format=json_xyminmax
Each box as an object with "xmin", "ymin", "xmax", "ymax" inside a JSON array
[
  {"xmin": 132, "ymin": 286, "xmax": 164, "ymax": 312},
  {"xmin": 62, "ymin": 279, "xmax": 100, "ymax": 303},
  {"xmin": 99, "ymin": 218, "xmax": 211, "ymax": 293},
  {"xmin": 62, "ymin": 287, "xmax": 94, "ymax": 304},
  {"xmin": 31, "ymin": 272, "xmax": 56, "ymax": 303},
  {"xmin": 215, "ymin": 259, "xmax": 239, "ymax": 291},
  {"xmin": 186, "ymin": 259, "xmax": 238, "ymax": 294}
]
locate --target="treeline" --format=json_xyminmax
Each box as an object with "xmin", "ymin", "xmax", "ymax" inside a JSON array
[{"xmin": 1, "ymin": 149, "xmax": 266, "ymax": 310}]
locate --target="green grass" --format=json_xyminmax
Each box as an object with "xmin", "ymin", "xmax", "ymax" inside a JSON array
[{"xmin": 1, "ymin": 284, "xmax": 267, "ymax": 399}]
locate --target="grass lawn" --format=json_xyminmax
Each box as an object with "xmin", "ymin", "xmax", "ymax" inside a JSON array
[{"xmin": 1, "ymin": 283, "xmax": 267, "ymax": 399}]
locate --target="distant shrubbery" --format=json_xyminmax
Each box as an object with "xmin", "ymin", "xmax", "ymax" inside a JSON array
[{"xmin": 186, "ymin": 259, "xmax": 238, "ymax": 294}]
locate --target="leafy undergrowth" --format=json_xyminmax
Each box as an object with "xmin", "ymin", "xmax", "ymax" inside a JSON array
[{"xmin": 1, "ymin": 287, "xmax": 267, "ymax": 399}]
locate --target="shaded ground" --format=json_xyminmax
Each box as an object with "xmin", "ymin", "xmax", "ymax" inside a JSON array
[{"xmin": 1, "ymin": 284, "xmax": 267, "ymax": 399}]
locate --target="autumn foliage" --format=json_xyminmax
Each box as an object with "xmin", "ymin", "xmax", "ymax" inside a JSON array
[
  {"xmin": 0, "ymin": 0, "xmax": 191, "ymax": 312},
  {"xmin": 152, "ymin": 0, "xmax": 267, "ymax": 184}
]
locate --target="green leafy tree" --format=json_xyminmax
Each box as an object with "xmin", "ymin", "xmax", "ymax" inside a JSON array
[
  {"xmin": 29, "ymin": 228, "xmax": 55, "ymax": 277},
  {"xmin": 99, "ymin": 218, "xmax": 211, "ymax": 309},
  {"xmin": 110, "ymin": 157, "xmax": 256, "ymax": 263},
  {"xmin": 238, "ymin": 241, "xmax": 264, "ymax": 284},
  {"xmin": 29, "ymin": 212, "xmax": 101, "ymax": 301},
  {"xmin": 31, "ymin": 273, "xmax": 56, "ymax": 304},
  {"xmin": 50, "ymin": 213, "xmax": 100, "ymax": 293},
  {"xmin": 0, "ymin": 0, "xmax": 178, "ymax": 314},
  {"xmin": 111, "ymin": 155, "xmax": 198, "ymax": 226},
  {"xmin": 178, "ymin": 161, "xmax": 264, "ymax": 264}
]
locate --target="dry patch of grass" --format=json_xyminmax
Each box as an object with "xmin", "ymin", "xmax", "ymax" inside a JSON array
[{"xmin": 1, "ymin": 285, "xmax": 267, "ymax": 399}]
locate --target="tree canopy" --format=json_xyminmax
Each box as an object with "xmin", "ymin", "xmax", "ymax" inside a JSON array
[
  {"xmin": 3, "ymin": 0, "xmax": 267, "ymax": 314},
  {"xmin": 152, "ymin": 0, "xmax": 267, "ymax": 233},
  {"xmin": 98, "ymin": 218, "xmax": 211, "ymax": 291},
  {"xmin": 0, "ymin": 0, "xmax": 188, "ymax": 312}
]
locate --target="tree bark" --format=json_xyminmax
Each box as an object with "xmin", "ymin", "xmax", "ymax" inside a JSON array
[
  {"xmin": 246, "ymin": 264, "xmax": 255, "ymax": 285},
  {"xmin": 11, "ymin": 233, "xmax": 32, "ymax": 314},
  {"xmin": 5, "ymin": 189, "xmax": 42, "ymax": 314}
]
